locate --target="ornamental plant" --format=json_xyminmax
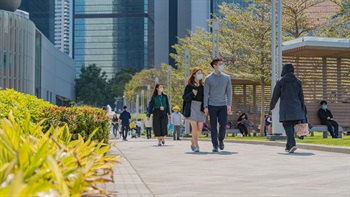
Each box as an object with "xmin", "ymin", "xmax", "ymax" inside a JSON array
[
  {"xmin": 0, "ymin": 89, "xmax": 53, "ymax": 124},
  {"xmin": 0, "ymin": 112, "xmax": 119, "ymax": 196},
  {"xmin": 41, "ymin": 106, "xmax": 110, "ymax": 143}
]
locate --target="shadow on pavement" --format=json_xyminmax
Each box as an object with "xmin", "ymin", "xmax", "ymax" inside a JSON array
[
  {"xmin": 185, "ymin": 151, "xmax": 238, "ymax": 155},
  {"xmin": 278, "ymin": 152, "xmax": 315, "ymax": 156}
]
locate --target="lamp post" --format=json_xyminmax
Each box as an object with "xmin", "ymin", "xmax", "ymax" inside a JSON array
[
  {"xmin": 271, "ymin": 0, "xmax": 284, "ymax": 136},
  {"xmin": 212, "ymin": 20, "xmax": 219, "ymax": 59}
]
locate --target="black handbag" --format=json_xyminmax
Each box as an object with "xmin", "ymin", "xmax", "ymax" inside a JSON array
[{"xmin": 181, "ymin": 101, "xmax": 191, "ymax": 118}]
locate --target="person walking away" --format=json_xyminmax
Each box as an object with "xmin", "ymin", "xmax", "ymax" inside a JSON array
[
  {"xmin": 111, "ymin": 114, "xmax": 119, "ymax": 138},
  {"xmin": 171, "ymin": 106, "xmax": 183, "ymax": 140},
  {"xmin": 203, "ymin": 59, "xmax": 232, "ymax": 152},
  {"xmin": 270, "ymin": 64, "xmax": 306, "ymax": 153},
  {"xmin": 119, "ymin": 106, "xmax": 131, "ymax": 141},
  {"xmin": 144, "ymin": 115, "xmax": 152, "ymax": 139},
  {"xmin": 318, "ymin": 100, "xmax": 339, "ymax": 138},
  {"xmin": 182, "ymin": 67, "xmax": 206, "ymax": 152},
  {"xmin": 147, "ymin": 84, "xmax": 171, "ymax": 146},
  {"xmin": 237, "ymin": 113, "xmax": 248, "ymax": 136}
]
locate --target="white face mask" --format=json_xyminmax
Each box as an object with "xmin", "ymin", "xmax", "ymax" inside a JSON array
[{"xmin": 159, "ymin": 88, "xmax": 164, "ymax": 92}]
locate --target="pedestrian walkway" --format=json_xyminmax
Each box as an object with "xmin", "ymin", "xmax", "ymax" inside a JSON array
[{"xmin": 106, "ymin": 138, "xmax": 349, "ymax": 197}]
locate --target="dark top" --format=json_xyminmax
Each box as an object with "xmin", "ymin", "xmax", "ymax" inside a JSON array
[
  {"xmin": 182, "ymin": 84, "xmax": 204, "ymax": 117},
  {"xmin": 119, "ymin": 110, "xmax": 131, "ymax": 125},
  {"xmin": 318, "ymin": 108, "xmax": 334, "ymax": 123},
  {"xmin": 147, "ymin": 94, "xmax": 171, "ymax": 117},
  {"xmin": 270, "ymin": 64, "xmax": 306, "ymax": 122},
  {"xmin": 112, "ymin": 117, "xmax": 119, "ymax": 127}
]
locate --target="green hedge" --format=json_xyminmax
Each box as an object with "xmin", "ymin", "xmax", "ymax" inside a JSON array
[
  {"xmin": 0, "ymin": 89, "xmax": 110, "ymax": 143},
  {"xmin": 41, "ymin": 106, "xmax": 110, "ymax": 143}
]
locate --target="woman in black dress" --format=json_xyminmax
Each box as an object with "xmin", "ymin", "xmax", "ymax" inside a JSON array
[{"xmin": 147, "ymin": 84, "xmax": 171, "ymax": 146}]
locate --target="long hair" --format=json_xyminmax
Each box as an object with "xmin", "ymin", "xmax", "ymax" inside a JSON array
[
  {"xmin": 151, "ymin": 83, "xmax": 166, "ymax": 98},
  {"xmin": 187, "ymin": 67, "xmax": 204, "ymax": 86}
]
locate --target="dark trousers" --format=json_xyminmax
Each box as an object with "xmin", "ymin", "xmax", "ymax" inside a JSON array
[
  {"xmin": 136, "ymin": 126, "xmax": 141, "ymax": 137},
  {"xmin": 173, "ymin": 125, "xmax": 181, "ymax": 140},
  {"xmin": 208, "ymin": 105, "xmax": 227, "ymax": 147},
  {"xmin": 282, "ymin": 121, "xmax": 297, "ymax": 150},
  {"xmin": 237, "ymin": 124, "xmax": 248, "ymax": 136},
  {"xmin": 322, "ymin": 120, "xmax": 338, "ymax": 137},
  {"xmin": 146, "ymin": 127, "xmax": 152, "ymax": 139},
  {"xmin": 121, "ymin": 125, "xmax": 130, "ymax": 140},
  {"xmin": 112, "ymin": 125, "xmax": 118, "ymax": 137}
]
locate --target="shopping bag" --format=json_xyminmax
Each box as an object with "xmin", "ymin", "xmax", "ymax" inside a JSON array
[{"xmin": 295, "ymin": 123, "xmax": 309, "ymax": 137}]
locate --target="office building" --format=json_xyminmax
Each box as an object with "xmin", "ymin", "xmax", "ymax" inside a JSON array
[
  {"xmin": 0, "ymin": 5, "xmax": 75, "ymax": 105},
  {"xmin": 73, "ymin": 0, "xmax": 155, "ymax": 79},
  {"xmin": 54, "ymin": 0, "xmax": 72, "ymax": 57},
  {"xmin": 19, "ymin": 0, "xmax": 56, "ymax": 43}
]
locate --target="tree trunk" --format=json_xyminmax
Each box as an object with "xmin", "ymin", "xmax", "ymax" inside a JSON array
[{"xmin": 260, "ymin": 79, "xmax": 266, "ymax": 136}]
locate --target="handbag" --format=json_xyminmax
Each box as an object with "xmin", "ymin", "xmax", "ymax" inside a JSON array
[{"xmin": 295, "ymin": 123, "xmax": 309, "ymax": 137}]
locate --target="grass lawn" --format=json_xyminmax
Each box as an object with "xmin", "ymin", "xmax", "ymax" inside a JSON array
[{"xmin": 199, "ymin": 132, "xmax": 350, "ymax": 147}]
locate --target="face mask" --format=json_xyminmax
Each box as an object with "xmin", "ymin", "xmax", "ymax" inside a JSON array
[
  {"xmin": 322, "ymin": 105, "xmax": 327, "ymax": 110},
  {"xmin": 174, "ymin": 110, "xmax": 178, "ymax": 113},
  {"xmin": 196, "ymin": 74, "xmax": 203, "ymax": 80},
  {"xmin": 159, "ymin": 88, "xmax": 164, "ymax": 92},
  {"xmin": 218, "ymin": 65, "xmax": 224, "ymax": 72}
]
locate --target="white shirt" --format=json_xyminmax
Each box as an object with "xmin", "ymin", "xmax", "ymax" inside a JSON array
[{"xmin": 171, "ymin": 112, "xmax": 182, "ymax": 126}]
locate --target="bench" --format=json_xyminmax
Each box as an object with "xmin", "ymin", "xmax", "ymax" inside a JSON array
[{"xmin": 305, "ymin": 103, "xmax": 350, "ymax": 138}]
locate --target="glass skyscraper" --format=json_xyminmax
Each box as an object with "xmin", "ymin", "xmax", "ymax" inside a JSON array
[
  {"xmin": 19, "ymin": 0, "xmax": 55, "ymax": 43},
  {"xmin": 73, "ymin": 0, "xmax": 154, "ymax": 78}
]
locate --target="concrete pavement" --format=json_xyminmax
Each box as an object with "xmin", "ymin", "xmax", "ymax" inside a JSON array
[{"xmin": 105, "ymin": 137, "xmax": 350, "ymax": 197}]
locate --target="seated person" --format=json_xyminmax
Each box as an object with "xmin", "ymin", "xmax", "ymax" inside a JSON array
[
  {"xmin": 237, "ymin": 113, "xmax": 248, "ymax": 136},
  {"xmin": 317, "ymin": 100, "xmax": 339, "ymax": 138}
]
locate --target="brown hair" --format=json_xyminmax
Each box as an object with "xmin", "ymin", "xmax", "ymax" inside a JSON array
[{"xmin": 187, "ymin": 67, "xmax": 204, "ymax": 86}]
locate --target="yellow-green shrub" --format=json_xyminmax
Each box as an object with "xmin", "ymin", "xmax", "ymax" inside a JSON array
[
  {"xmin": 0, "ymin": 89, "xmax": 53, "ymax": 124},
  {"xmin": 0, "ymin": 112, "xmax": 119, "ymax": 196}
]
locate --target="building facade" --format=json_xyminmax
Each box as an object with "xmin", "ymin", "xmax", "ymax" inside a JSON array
[
  {"xmin": 54, "ymin": 0, "xmax": 72, "ymax": 57},
  {"xmin": 0, "ymin": 10, "xmax": 75, "ymax": 105},
  {"xmin": 19, "ymin": 0, "xmax": 56, "ymax": 43},
  {"xmin": 73, "ymin": 0, "xmax": 155, "ymax": 79}
]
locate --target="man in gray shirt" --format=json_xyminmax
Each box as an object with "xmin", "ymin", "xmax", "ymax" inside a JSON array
[{"xmin": 204, "ymin": 58, "xmax": 232, "ymax": 152}]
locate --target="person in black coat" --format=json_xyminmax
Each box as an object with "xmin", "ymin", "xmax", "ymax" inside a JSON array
[
  {"xmin": 237, "ymin": 113, "xmax": 248, "ymax": 136},
  {"xmin": 318, "ymin": 100, "xmax": 338, "ymax": 138},
  {"xmin": 270, "ymin": 64, "xmax": 306, "ymax": 153}
]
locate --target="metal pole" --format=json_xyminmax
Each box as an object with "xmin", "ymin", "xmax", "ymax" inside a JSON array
[
  {"xmin": 212, "ymin": 20, "xmax": 219, "ymax": 59},
  {"xmin": 136, "ymin": 95, "xmax": 139, "ymax": 120},
  {"xmin": 168, "ymin": 65, "xmax": 172, "ymax": 109},
  {"xmin": 184, "ymin": 49, "xmax": 190, "ymax": 87},
  {"xmin": 141, "ymin": 90, "xmax": 145, "ymax": 115},
  {"xmin": 147, "ymin": 85, "xmax": 151, "ymax": 105},
  {"xmin": 277, "ymin": 0, "xmax": 283, "ymax": 74},
  {"xmin": 271, "ymin": 0, "xmax": 276, "ymax": 88}
]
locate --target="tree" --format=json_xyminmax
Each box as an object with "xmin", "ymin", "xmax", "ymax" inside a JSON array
[
  {"xmin": 108, "ymin": 67, "xmax": 139, "ymax": 98},
  {"xmin": 75, "ymin": 64, "xmax": 108, "ymax": 106},
  {"xmin": 124, "ymin": 64, "xmax": 185, "ymax": 108},
  {"xmin": 315, "ymin": 0, "xmax": 350, "ymax": 38}
]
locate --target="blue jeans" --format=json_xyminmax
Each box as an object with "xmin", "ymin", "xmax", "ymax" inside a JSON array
[
  {"xmin": 208, "ymin": 105, "xmax": 227, "ymax": 148},
  {"xmin": 282, "ymin": 121, "xmax": 297, "ymax": 150}
]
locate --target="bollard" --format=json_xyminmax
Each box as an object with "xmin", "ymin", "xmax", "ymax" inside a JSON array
[{"xmin": 338, "ymin": 131, "xmax": 343, "ymax": 138}]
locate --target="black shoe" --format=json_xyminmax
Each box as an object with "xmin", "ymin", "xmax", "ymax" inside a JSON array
[
  {"xmin": 219, "ymin": 141, "xmax": 224, "ymax": 150},
  {"xmin": 212, "ymin": 147, "xmax": 219, "ymax": 152},
  {"xmin": 177, "ymin": 138, "xmax": 181, "ymax": 140},
  {"xmin": 332, "ymin": 136, "xmax": 338, "ymax": 138},
  {"xmin": 288, "ymin": 146, "xmax": 297, "ymax": 153},
  {"xmin": 298, "ymin": 136, "xmax": 304, "ymax": 140}
]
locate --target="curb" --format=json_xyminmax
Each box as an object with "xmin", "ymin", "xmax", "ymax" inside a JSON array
[{"xmin": 182, "ymin": 137, "xmax": 350, "ymax": 154}]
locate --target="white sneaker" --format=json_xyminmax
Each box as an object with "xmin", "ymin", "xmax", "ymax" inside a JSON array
[{"xmin": 288, "ymin": 146, "xmax": 297, "ymax": 153}]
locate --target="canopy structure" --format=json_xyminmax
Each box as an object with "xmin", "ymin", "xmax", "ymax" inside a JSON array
[{"xmin": 282, "ymin": 37, "xmax": 350, "ymax": 127}]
